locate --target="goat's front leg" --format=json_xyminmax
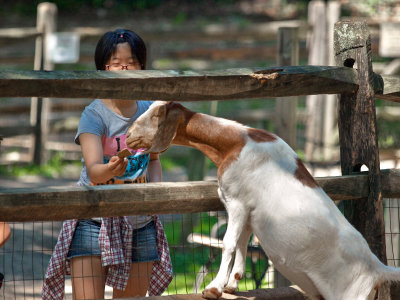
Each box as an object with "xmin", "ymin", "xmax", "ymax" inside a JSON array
[
  {"xmin": 223, "ymin": 221, "xmax": 252, "ymax": 294},
  {"xmin": 202, "ymin": 200, "xmax": 249, "ymax": 299}
]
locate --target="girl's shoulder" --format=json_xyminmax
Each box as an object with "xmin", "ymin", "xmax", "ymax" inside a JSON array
[
  {"xmin": 82, "ymin": 100, "xmax": 112, "ymax": 118},
  {"xmin": 85, "ymin": 99, "xmax": 104, "ymax": 112}
]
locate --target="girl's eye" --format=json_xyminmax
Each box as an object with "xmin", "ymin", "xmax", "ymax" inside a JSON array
[{"xmin": 128, "ymin": 61, "xmax": 141, "ymax": 67}]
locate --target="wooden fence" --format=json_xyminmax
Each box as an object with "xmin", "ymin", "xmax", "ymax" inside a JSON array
[
  {"xmin": 0, "ymin": 2, "xmax": 310, "ymax": 166},
  {"xmin": 2, "ymin": 0, "xmax": 394, "ymax": 166},
  {"xmin": 1, "ymin": 19, "xmax": 400, "ymax": 299}
]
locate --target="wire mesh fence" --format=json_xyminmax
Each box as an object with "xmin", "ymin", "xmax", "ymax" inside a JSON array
[{"xmin": 0, "ymin": 201, "xmax": 399, "ymax": 299}]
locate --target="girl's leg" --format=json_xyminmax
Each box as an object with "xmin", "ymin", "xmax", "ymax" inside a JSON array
[
  {"xmin": 113, "ymin": 261, "xmax": 154, "ymax": 298},
  {"xmin": 70, "ymin": 255, "xmax": 107, "ymax": 300}
]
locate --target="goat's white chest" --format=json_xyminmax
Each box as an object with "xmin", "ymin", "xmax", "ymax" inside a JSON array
[{"xmin": 218, "ymin": 138, "xmax": 298, "ymax": 207}]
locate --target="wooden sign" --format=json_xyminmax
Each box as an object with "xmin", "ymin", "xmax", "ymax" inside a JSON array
[{"xmin": 380, "ymin": 22, "xmax": 400, "ymax": 57}]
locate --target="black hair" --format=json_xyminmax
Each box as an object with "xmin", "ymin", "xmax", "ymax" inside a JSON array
[{"xmin": 94, "ymin": 29, "xmax": 147, "ymax": 70}]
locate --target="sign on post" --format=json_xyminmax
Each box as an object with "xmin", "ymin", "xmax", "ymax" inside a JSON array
[
  {"xmin": 46, "ymin": 32, "xmax": 80, "ymax": 63},
  {"xmin": 380, "ymin": 22, "xmax": 400, "ymax": 57}
]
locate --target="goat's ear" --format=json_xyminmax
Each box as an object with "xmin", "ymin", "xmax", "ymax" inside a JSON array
[{"xmin": 147, "ymin": 102, "xmax": 179, "ymax": 153}]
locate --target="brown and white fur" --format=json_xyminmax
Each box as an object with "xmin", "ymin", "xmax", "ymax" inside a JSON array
[{"xmin": 126, "ymin": 101, "xmax": 400, "ymax": 300}]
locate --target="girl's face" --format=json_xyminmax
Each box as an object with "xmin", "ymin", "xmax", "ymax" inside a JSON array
[{"xmin": 105, "ymin": 42, "xmax": 142, "ymax": 71}]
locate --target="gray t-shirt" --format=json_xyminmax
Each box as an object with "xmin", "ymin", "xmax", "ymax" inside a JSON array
[{"xmin": 75, "ymin": 99, "xmax": 154, "ymax": 228}]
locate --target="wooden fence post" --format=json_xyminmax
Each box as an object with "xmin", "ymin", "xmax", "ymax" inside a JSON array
[
  {"xmin": 305, "ymin": 0, "xmax": 340, "ymax": 161},
  {"xmin": 273, "ymin": 26, "xmax": 299, "ymax": 288},
  {"xmin": 275, "ymin": 27, "xmax": 299, "ymax": 149},
  {"xmin": 334, "ymin": 20, "xmax": 389, "ymax": 299},
  {"xmin": 305, "ymin": 0, "xmax": 327, "ymax": 161},
  {"xmin": 30, "ymin": 2, "xmax": 57, "ymax": 165},
  {"xmin": 323, "ymin": 1, "xmax": 341, "ymax": 160}
]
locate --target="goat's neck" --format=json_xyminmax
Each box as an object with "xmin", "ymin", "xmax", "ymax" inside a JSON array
[{"xmin": 172, "ymin": 110, "xmax": 245, "ymax": 171}]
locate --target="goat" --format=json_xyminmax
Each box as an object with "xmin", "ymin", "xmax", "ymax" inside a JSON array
[{"xmin": 126, "ymin": 101, "xmax": 400, "ymax": 300}]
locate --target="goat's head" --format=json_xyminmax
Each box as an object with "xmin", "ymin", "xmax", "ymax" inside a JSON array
[{"xmin": 126, "ymin": 101, "xmax": 180, "ymax": 153}]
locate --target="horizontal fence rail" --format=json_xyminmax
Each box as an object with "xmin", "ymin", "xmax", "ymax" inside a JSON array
[
  {"xmin": 130, "ymin": 287, "xmax": 307, "ymax": 300},
  {"xmin": 0, "ymin": 20, "xmax": 309, "ymax": 41},
  {"xmin": 0, "ymin": 66, "xmax": 399, "ymax": 102},
  {"xmin": 1, "ymin": 169, "xmax": 399, "ymax": 222}
]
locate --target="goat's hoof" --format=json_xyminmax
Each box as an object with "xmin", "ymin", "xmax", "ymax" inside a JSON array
[
  {"xmin": 223, "ymin": 286, "xmax": 236, "ymax": 294},
  {"xmin": 202, "ymin": 288, "xmax": 222, "ymax": 299}
]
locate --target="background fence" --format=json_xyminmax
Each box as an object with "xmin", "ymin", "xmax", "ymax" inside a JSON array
[{"xmin": 1, "ymin": 1, "xmax": 400, "ymax": 167}]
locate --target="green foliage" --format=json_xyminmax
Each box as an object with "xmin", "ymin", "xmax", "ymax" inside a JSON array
[
  {"xmin": 162, "ymin": 213, "xmax": 213, "ymax": 293},
  {"xmin": 160, "ymin": 156, "xmax": 178, "ymax": 171},
  {"xmin": 0, "ymin": 152, "xmax": 68, "ymax": 178},
  {"xmin": 173, "ymin": 12, "xmax": 187, "ymax": 26},
  {"xmin": 161, "ymin": 149, "xmax": 190, "ymax": 171},
  {"xmin": 378, "ymin": 118, "xmax": 400, "ymax": 149},
  {"xmin": 162, "ymin": 213, "xmax": 271, "ymax": 294}
]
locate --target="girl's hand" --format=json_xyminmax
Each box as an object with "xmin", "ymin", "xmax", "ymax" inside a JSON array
[{"xmin": 107, "ymin": 156, "xmax": 128, "ymax": 177}]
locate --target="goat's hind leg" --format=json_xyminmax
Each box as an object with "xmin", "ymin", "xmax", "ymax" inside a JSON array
[
  {"xmin": 223, "ymin": 221, "xmax": 252, "ymax": 294},
  {"xmin": 202, "ymin": 200, "xmax": 249, "ymax": 299}
]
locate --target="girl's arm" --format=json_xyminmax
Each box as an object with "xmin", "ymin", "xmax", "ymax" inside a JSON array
[
  {"xmin": 79, "ymin": 133, "xmax": 128, "ymax": 184},
  {"xmin": 0, "ymin": 222, "xmax": 10, "ymax": 247},
  {"xmin": 147, "ymin": 153, "xmax": 162, "ymax": 183}
]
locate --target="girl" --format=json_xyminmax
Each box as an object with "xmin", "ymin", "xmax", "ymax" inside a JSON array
[
  {"xmin": 0, "ymin": 222, "xmax": 10, "ymax": 289},
  {"xmin": 42, "ymin": 29, "xmax": 172, "ymax": 300}
]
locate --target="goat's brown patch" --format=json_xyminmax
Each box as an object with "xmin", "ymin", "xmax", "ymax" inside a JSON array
[
  {"xmin": 218, "ymin": 128, "xmax": 275, "ymax": 180},
  {"xmin": 247, "ymin": 128, "xmax": 277, "ymax": 143},
  {"xmin": 234, "ymin": 273, "xmax": 243, "ymax": 281},
  {"xmin": 202, "ymin": 287, "xmax": 222, "ymax": 299},
  {"xmin": 218, "ymin": 143, "xmax": 245, "ymax": 181},
  {"xmin": 373, "ymin": 283, "xmax": 379, "ymax": 300},
  {"xmin": 294, "ymin": 158, "xmax": 318, "ymax": 188}
]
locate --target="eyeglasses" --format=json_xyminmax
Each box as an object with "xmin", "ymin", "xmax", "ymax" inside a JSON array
[{"xmin": 105, "ymin": 62, "xmax": 142, "ymax": 70}]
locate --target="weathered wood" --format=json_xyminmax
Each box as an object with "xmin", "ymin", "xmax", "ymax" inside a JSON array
[
  {"xmin": 30, "ymin": 2, "xmax": 57, "ymax": 165},
  {"xmin": 0, "ymin": 27, "xmax": 40, "ymax": 39},
  {"xmin": 128, "ymin": 287, "xmax": 306, "ymax": 300},
  {"xmin": 0, "ymin": 67, "xmax": 397, "ymax": 101},
  {"xmin": 0, "ymin": 181, "xmax": 221, "ymax": 222},
  {"xmin": 322, "ymin": 1, "xmax": 341, "ymax": 161},
  {"xmin": 274, "ymin": 26, "xmax": 299, "ymax": 288},
  {"xmin": 169, "ymin": 45, "xmax": 307, "ymax": 61},
  {"xmin": 376, "ymin": 74, "xmax": 400, "ymax": 102},
  {"xmin": 68, "ymin": 20, "xmax": 309, "ymax": 42},
  {"xmin": 0, "ymin": 66, "xmax": 362, "ymax": 100},
  {"xmin": 305, "ymin": 0, "xmax": 328, "ymax": 161},
  {"xmin": 0, "ymin": 125, "xmax": 35, "ymax": 137},
  {"xmin": 334, "ymin": 20, "xmax": 388, "ymax": 298},
  {"xmin": 275, "ymin": 27, "xmax": 298, "ymax": 149},
  {"xmin": 1, "ymin": 170, "xmax": 400, "ymax": 222},
  {"xmin": 305, "ymin": 0, "xmax": 341, "ymax": 161}
]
